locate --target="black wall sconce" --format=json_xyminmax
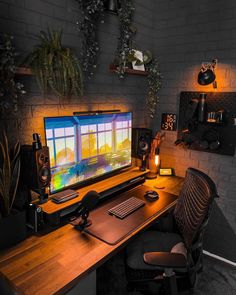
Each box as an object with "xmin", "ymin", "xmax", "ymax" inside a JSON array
[
  {"xmin": 198, "ymin": 59, "xmax": 217, "ymax": 88},
  {"xmin": 104, "ymin": 0, "xmax": 121, "ymax": 14}
]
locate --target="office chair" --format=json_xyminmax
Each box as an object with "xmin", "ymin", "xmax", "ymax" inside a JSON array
[
  {"xmin": 126, "ymin": 167, "xmax": 218, "ymax": 295},
  {"xmin": 0, "ymin": 272, "xmax": 23, "ymax": 295}
]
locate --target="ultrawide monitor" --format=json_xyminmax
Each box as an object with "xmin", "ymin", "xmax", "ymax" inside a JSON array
[{"xmin": 44, "ymin": 112, "xmax": 132, "ymax": 193}]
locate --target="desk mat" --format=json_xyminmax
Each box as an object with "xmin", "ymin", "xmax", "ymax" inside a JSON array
[{"xmin": 82, "ymin": 184, "xmax": 178, "ymax": 245}]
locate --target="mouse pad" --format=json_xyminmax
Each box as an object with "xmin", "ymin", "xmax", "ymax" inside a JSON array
[{"xmin": 82, "ymin": 185, "xmax": 178, "ymax": 245}]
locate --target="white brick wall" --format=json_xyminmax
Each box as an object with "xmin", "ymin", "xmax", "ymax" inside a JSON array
[
  {"xmin": 152, "ymin": 0, "xmax": 236, "ymax": 261},
  {"xmin": 0, "ymin": 0, "xmax": 235, "ymax": 261}
]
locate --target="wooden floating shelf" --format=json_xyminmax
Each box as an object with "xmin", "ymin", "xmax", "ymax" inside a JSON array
[
  {"xmin": 109, "ymin": 64, "xmax": 148, "ymax": 76},
  {"xmin": 16, "ymin": 66, "xmax": 32, "ymax": 75}
]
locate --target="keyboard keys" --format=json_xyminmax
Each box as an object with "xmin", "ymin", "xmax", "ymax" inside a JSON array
[{"xmin": 108, "ymin": 197, "xmax": 145, "ymax": 219}]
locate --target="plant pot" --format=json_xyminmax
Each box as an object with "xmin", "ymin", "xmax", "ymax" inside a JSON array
[{"xmin": 0, "ymin": 210, "xmax": 27, "ymax": 250}]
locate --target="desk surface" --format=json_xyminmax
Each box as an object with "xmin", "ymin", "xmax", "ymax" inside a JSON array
[
  {"xmin": 39, "ymin": 167, "xmax": 148, "ymax": 214},
  {"xmin": 0, "ymin": 174, "xmax": 184, "ymax": 295}
]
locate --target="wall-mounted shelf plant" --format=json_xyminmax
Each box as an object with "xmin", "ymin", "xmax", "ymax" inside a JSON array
[
  {"xmin": 112, "ymin": 0, "xmax": 162, "ymax": 118},
  {"xmin": 24, "ymin": 29, "xmax": 83, "ymax": 99},
  {"xmin": 16, "ymin": 67, "xmax": 32, "ymax": 76},
  {"xmin": 109, "ymin": 64, "xmax": 148, "ymax": 76}
]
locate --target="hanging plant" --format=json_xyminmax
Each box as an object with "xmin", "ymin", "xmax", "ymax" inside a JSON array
[
  {"xmin": 76, "ymin": 0, "xmax": 104, "ymax": 79},
  {"xmin": 115, "ymin": 0, "xmax": 136, "ymax": 78},
  {"xmin": 0, "ymin": 34, "xmax": 25, "ymax": 115},
  {"xmin": 114, "ymin": 2, "xmax": 162, "ymax": 118},
  {"xmin": 127, "ymin": 50, "xmax": 162, "ymax": 117},
  {"xmin": 145, "ymin": 59, "xmax": 162, "ymax": 118},
  {"xmin": 25, "ymin": 29, "xmax": 83, "ymax": 99}
]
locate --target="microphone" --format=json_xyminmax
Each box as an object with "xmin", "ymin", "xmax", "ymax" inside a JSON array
[
  {"xmin": 71, "ymin": 190, "xmax": 100, "ymax": 229},
  {"xmin": 81, "ymin": 190, "xmax": 100, "ymax": 211}
]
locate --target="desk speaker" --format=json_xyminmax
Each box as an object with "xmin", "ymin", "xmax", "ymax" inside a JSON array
[
  {"xmin": 132, "ymin": 128, "xmax": 152, "ymax": 158},
  {"xmin": 20, "ymin": 145, "xmax": 51, "ymax": 190}
]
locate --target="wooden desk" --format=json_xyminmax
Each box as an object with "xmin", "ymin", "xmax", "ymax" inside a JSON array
[
  {"xmin": 39, "ymin": 167, "xmax": 148, "ymax": 215},
  {"xmin": 0, "ymin": 173, "xmax": 184, "ymax": 295}
]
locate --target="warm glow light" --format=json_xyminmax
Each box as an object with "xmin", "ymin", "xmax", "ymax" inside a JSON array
[{"xmin": 155, "ymin": 154, "xmax": 160, "ymax": 166}]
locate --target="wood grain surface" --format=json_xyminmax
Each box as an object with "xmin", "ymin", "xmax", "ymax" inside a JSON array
[
  {"xmin": 40, "ymin": 167, "xmax": 148, "ymax": 214},
  {"xmin": 0, "ymin": 174, "xmax": 184, "ymax": 295},
  {"xmin": 85, "ymin": 184, "xmax": 178, "ymax": 245}
]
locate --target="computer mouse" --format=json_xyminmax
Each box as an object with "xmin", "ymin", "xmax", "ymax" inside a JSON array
[{"xmin": 144, "ymin": 190, "xmax": 159, "ymax": 201}]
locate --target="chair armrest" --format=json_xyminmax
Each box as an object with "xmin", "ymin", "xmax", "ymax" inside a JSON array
[{"xmin": 143, "ymin": 252, "xmax": 187, "ymax": 268}]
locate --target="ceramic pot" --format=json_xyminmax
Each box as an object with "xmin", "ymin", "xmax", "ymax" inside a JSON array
[{"xmin": 0, "ymin": 210, "xmax": 27, "ymax": 250}]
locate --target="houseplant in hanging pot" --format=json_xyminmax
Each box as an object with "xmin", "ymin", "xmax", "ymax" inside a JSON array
[
  {"xmin": 25, "ymin": 29, "xmax": 83, "ymax": 100},
  {"xmin": 0, "ymin": 132, "xmax": 26, "ymax": 250}
]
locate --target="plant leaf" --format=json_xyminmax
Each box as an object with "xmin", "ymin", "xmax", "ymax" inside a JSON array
[{"xmin": 9, "ymin": 158, "xmax": 20, "ymax": 210}]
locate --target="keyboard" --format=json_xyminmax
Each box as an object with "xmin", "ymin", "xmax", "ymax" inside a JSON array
[{"xmin": 108, "ymin": 197, "xmax": 145, "ymax": 219}]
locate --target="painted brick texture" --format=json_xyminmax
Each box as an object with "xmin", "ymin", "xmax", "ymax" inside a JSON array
[
  {"xmin": 0, "ymin": 0, "xmax": 155, "ymax": 143},
  {"xmin": 0, "ymin": 0, "xmax": 235, "ymax": 261},
  {"xmin": 152, "ymin": 0, "xmax": 236, "ymax": 261}
]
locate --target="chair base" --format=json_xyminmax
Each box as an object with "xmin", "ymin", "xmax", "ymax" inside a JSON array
[{"xmin": 126, "ymin": 265, "xmax": 194, "ymax": 295}]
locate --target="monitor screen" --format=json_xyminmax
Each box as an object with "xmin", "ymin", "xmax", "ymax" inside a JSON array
[{"xmin": 44, "ymin": 112, "xmax": 132, "ymax": 193}]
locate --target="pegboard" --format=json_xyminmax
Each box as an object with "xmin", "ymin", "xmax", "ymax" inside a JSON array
[{"xmin": 177, "ymin": 92, "xmax": 236, "ymax": 156}]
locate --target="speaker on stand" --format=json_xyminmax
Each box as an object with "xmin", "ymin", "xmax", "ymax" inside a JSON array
[
  {"xmin": 132, "ymin": 128, "xmax": 152, "ymax": 171},
  {"xmin": 19, "ymin": 134, "xmax": 51, "ymax": 232},
  {"xmin": 20, "ymin": 137, "xmax": 51, "ymax": 202}
]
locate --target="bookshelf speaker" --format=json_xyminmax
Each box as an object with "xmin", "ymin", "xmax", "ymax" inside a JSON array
[
  {"xmin": 132, "ymin": 128, "xmax": 152, "ymax": 159},
  {"xmin": 20, "ymin": 145, "xmax": 51, "ymax": 190}
]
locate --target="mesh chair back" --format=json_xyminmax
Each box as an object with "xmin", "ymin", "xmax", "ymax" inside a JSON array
[{"xmin": 173, "ymin": 168, "xmax": 218, "ymax": 249}]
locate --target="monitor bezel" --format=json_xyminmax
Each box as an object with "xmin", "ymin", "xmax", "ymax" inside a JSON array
[{"xmin": 44, "ymin": 111, "xmax": 133, "ymax": 194}]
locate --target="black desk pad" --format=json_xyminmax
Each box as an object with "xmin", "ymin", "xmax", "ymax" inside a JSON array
[{"xmin": 83, "ymin": 184, "xmax": 178, "ymax": 245}]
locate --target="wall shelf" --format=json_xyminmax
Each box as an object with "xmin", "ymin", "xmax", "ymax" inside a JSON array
[
  {"xmin": 109, "ymin": 64, "xmax": 148, "ymax": 76},
  {"xmin": 205, "ymin": 121, "xmax": 225, "ymax": 126},
  {"xmin": 177, "ymin": 92, "xmax": 236, "ymax": 156},
  {"xmin": 16, "ymin": 67, "xmax": 32, "ymax": 75}
]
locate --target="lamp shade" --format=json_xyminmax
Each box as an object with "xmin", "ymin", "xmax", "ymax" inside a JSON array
[
  {"xmin": 104, "ymin": 0, "xmax": 120, "ymax": 14},
  {"xmin": 198, "ymin": 69, "xmax": 216, "ymax": 85}
]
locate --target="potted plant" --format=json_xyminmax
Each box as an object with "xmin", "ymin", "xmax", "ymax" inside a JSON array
[
  {"xmin": 25, "ymin": 29, "xmax": 83, "ymax": 99},
  {"xmin": 115, "ymin": 47, "xmax": 162, "ymax": 118},
  {"xmin": 113, "ymin": 1, "xmax": 162, "ymax": 118},
  {"xmin": 0, "ymin": 132, "xmax": 26, "ymax": 250}
]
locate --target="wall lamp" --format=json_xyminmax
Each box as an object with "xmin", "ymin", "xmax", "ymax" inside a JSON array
[
  {"xmin": 104, "ymin": 0, "xmax": 121, "ymax": 14},
  {"xmin": 198, "ymin": 59, "xmax": 217, "ymax": 89}
]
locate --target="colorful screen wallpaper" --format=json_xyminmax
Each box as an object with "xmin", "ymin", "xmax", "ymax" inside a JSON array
[{"xmin": 44, "ymin": 112, "xmax": 132, "ymax": 193}]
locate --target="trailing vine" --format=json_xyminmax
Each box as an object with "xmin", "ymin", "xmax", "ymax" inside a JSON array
[
  {"xmin": 0, "ymin": 34, "xmax": 25, "ymax": 115},
  {"xmin": 115, "ymin": 0, "xmax": 162, "ymax": 118},
  {"xmin": 25, "ymin": 29, "xmax": 83, "ymax": 99},
  {"xmin": 76, "ymin": 0, "xmax": 104, "ymax": 79},
  {"xmin": 76, "ymin": 0, "xmax": 162, "ymax": 117},
  {"xmin": 146, "ymin": 59, "xmax": 162, "ymax": 118},
  {"xmin": 116, "ymin": 0, "xmax": 135, "ymax": 78}
]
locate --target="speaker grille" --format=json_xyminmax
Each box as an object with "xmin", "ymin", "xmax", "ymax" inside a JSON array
[
  {"xmin": 20, "ymin": 145, "xmax": 51, "ymax": 189},
  {"xmin": 132, "ymin": 128, "xmax": 152, "ymax": 158}
]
